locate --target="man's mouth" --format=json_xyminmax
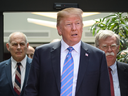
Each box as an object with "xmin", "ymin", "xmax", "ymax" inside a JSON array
[{"xmin": 72, "ymin": 34, "xmax": 77, "ymax": 36}]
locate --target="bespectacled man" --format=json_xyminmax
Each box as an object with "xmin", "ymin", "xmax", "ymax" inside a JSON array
[{"xmin": 95, "ymin": 30, "xmax": 128, "ymax": 96}]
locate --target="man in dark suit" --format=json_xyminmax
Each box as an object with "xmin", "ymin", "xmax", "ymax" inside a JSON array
[
  {"xmin": 24, "ymin": 8, "xmax": 111, "ymax": 96},
  {"xmin": 0, "ymin": 32, "xmax": 32, "ymax": 96},
  {"xmin": 95, "ymin": 30, "xmax": 128, "ymax": 96}
]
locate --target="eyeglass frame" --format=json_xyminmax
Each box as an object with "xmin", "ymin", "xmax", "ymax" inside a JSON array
[{"xmin": 99, "ymin": 43, "xmax": 119, "ymax": 50}]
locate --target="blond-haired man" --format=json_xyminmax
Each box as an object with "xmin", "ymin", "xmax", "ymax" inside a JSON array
[{"xmin": 24, "ymin": 8, "xmax": 110, "ymax": 96}]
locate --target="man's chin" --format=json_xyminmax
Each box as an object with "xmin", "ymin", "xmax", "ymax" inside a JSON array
[
  {"xmin": 16, "ymin": 55, "xmax": 24, "ymax": 59},
  {"xmin": 16, "ymin": 55, "xmax": 22, "ymax": 57}
]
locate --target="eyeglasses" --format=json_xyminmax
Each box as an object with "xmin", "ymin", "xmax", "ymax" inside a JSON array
[{"xmin": 100, "ymin": 44, "xmax": 119, "ymax": 50}]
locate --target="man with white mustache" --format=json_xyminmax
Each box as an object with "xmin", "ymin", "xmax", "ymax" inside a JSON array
[
  {"xmin": 95, "ymin": 30, "xmax": 128, "ymax": 96},
  {"xmin": 106, "ymin": 52, "xmax": 114, "ymax": 56}
]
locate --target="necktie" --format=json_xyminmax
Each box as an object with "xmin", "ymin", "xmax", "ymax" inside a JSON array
[
  {"xmin": 61, "ymin": 47, "xmax": 74, "ymax": 96},
  {"xmin": 14, "ymin": 63, "xmax": 21, "ymax": 96},
  {"xmin": 108, "ymin": 67, "xmax": 115, "ymax": 96}
]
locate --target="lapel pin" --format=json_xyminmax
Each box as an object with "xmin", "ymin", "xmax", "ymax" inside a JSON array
[{"xmin": 85, "ymin": 53, "xmax": 88, "ymax": 57}]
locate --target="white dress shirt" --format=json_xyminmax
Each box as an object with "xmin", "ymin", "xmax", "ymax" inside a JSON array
[
  {"xmin": 110, "ymin": 62, "xmax": 121, "ymax": 96},
  {"xmin": 61, "ymin": 39, "xmax": 81, "ymax": 96},
  {"xmin": 11, "ymin": 55, "xmax": 27, "ymax": 90}
]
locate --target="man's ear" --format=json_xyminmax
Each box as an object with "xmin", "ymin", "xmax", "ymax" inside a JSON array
[
  {"xmin": 6, "ymin": 43, "xmax": 10, "ymax": 51},
  {"xmin": 27, "ymin": 43, "xmax": 29, "ymax": 48},
  {"xmin": 57, "ymin": 25, "xmax": 62, "ymax": 36}
]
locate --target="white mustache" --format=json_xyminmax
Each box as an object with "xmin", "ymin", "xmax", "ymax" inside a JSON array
[{"xmin": 106, "ymin": 52, "xmax": 114, "ymax": 56}]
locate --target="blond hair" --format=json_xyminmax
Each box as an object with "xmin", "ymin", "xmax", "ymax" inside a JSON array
[{"xmin": 56, "ymin": 7, "xmax": 83, "ymax": 26}]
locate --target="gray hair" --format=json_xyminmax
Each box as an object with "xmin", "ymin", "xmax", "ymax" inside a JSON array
[
  {"xmin": 8, "ymin": 32, "xmax": 28, "ymax": 44},
  {"xmin": 95, "ymin": 30, "xmax": 120, "ymax": 47}
]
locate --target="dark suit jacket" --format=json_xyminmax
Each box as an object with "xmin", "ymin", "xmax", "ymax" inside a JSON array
[
  {"xmin": 24, "ymin": 41, "xmax": 111, "ymax": 96},
  {"xmin": 0, "ymin": 57, "xmax": 32, "ymax": 96},
  {"xmin": 117, "ymin": 61, "xmax": 128, "ymax": 96}
]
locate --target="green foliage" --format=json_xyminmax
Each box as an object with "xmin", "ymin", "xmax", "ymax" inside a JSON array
[{"xmin": 90, "ymin": 12, "xmax": 128, "ymax": 63}]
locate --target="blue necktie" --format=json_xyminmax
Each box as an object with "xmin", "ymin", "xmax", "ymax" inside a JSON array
[{"xmin": 61, "ymin": 47, "xmax": 74, "ymax": 96}]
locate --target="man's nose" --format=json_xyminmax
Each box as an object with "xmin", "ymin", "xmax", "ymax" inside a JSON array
[
  {"xmin": 17, "ymin": 44, "xmax": 21, "ymax": 48},
  {"xmin": 107, "ymin": 46, "xmax": 112, "ymax": 51},
  {"xmin": 72, "ymin": 23, "xmax": 77, "ymax": 30}
]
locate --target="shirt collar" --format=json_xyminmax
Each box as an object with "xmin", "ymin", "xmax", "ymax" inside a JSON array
[
  {"xmin": 11, "ymin": 55, "xmax": 27, "ymax": 68},
  {"xmin": 61, "ymin": 39, "xmax": 81, "ymax": 53},
  {"xmin": 109, "ymin": 61, "xmax": 117, "ymax": 73}
]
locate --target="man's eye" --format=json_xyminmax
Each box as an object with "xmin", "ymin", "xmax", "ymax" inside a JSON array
[
  {"xmin": 20, "ymin": 43, "xmax": 24, "ymax": 45},
  {"xmin": 102, "ymin": 46, "xmax": 107, "ymax": 48},
  {"xmin": 13, "ymin": 44, "xmax": 17, "ymax": 46}
]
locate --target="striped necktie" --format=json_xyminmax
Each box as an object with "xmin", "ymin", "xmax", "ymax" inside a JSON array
[
  {"xmin": 61, "ymin": 47, "xmax": 74, "ymax": 96},
  {"xmin": 14, "ymin": 62, "xmax": 21, "ymax": 96}
]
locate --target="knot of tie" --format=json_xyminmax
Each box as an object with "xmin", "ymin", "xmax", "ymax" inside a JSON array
[
  {"xmin": 67, "ymin": 47, "xmax": 74, "ymax": 52},
  {"xmin": 17, "ymin": 62, "xmax": 21, "ymax": 66},
  {"xmin": 108, "ymin": 67, "xmax": 112, "ymax": 72}
]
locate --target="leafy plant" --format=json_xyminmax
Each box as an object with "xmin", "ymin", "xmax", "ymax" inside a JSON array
[{"xmin": 90, "ymin": 12, "xmax": 128, "ymax": 63}]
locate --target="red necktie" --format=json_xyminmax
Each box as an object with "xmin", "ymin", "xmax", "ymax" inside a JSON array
[{"xmin": 108, "ymin": 67, "xmax": 115, "ymax": 96}]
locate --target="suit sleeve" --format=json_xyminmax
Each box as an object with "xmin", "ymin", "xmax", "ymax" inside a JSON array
[
  {"xmin": 24, "ymin": 48, "xmax": 40, "ymax": 96},
  {"xmin": 98, "ymin": 52, "xmax": 111, "ymax": 96}
]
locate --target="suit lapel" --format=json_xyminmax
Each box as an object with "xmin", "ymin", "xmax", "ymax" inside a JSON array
[
  {"xmin": 20, "ymin": 57, "xmax": 31, "ymax": 96},
  {"xmin": 51, "ymin": 41, "xmax": 91, "ymax": 94},
  {"xmin": 5, "ymin": 59, "xmax": 16, "ymax": 96},
  {"xmin": 76, "ymin": 42, "xmax": 90, "ymax": 93},
  {"xmin": 51, "ymin": 41, "xmax": 61, "ymax": 92},
  {"xmin": 117, "ymin": 61, "xmax": 128, "ymax": 95}
]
